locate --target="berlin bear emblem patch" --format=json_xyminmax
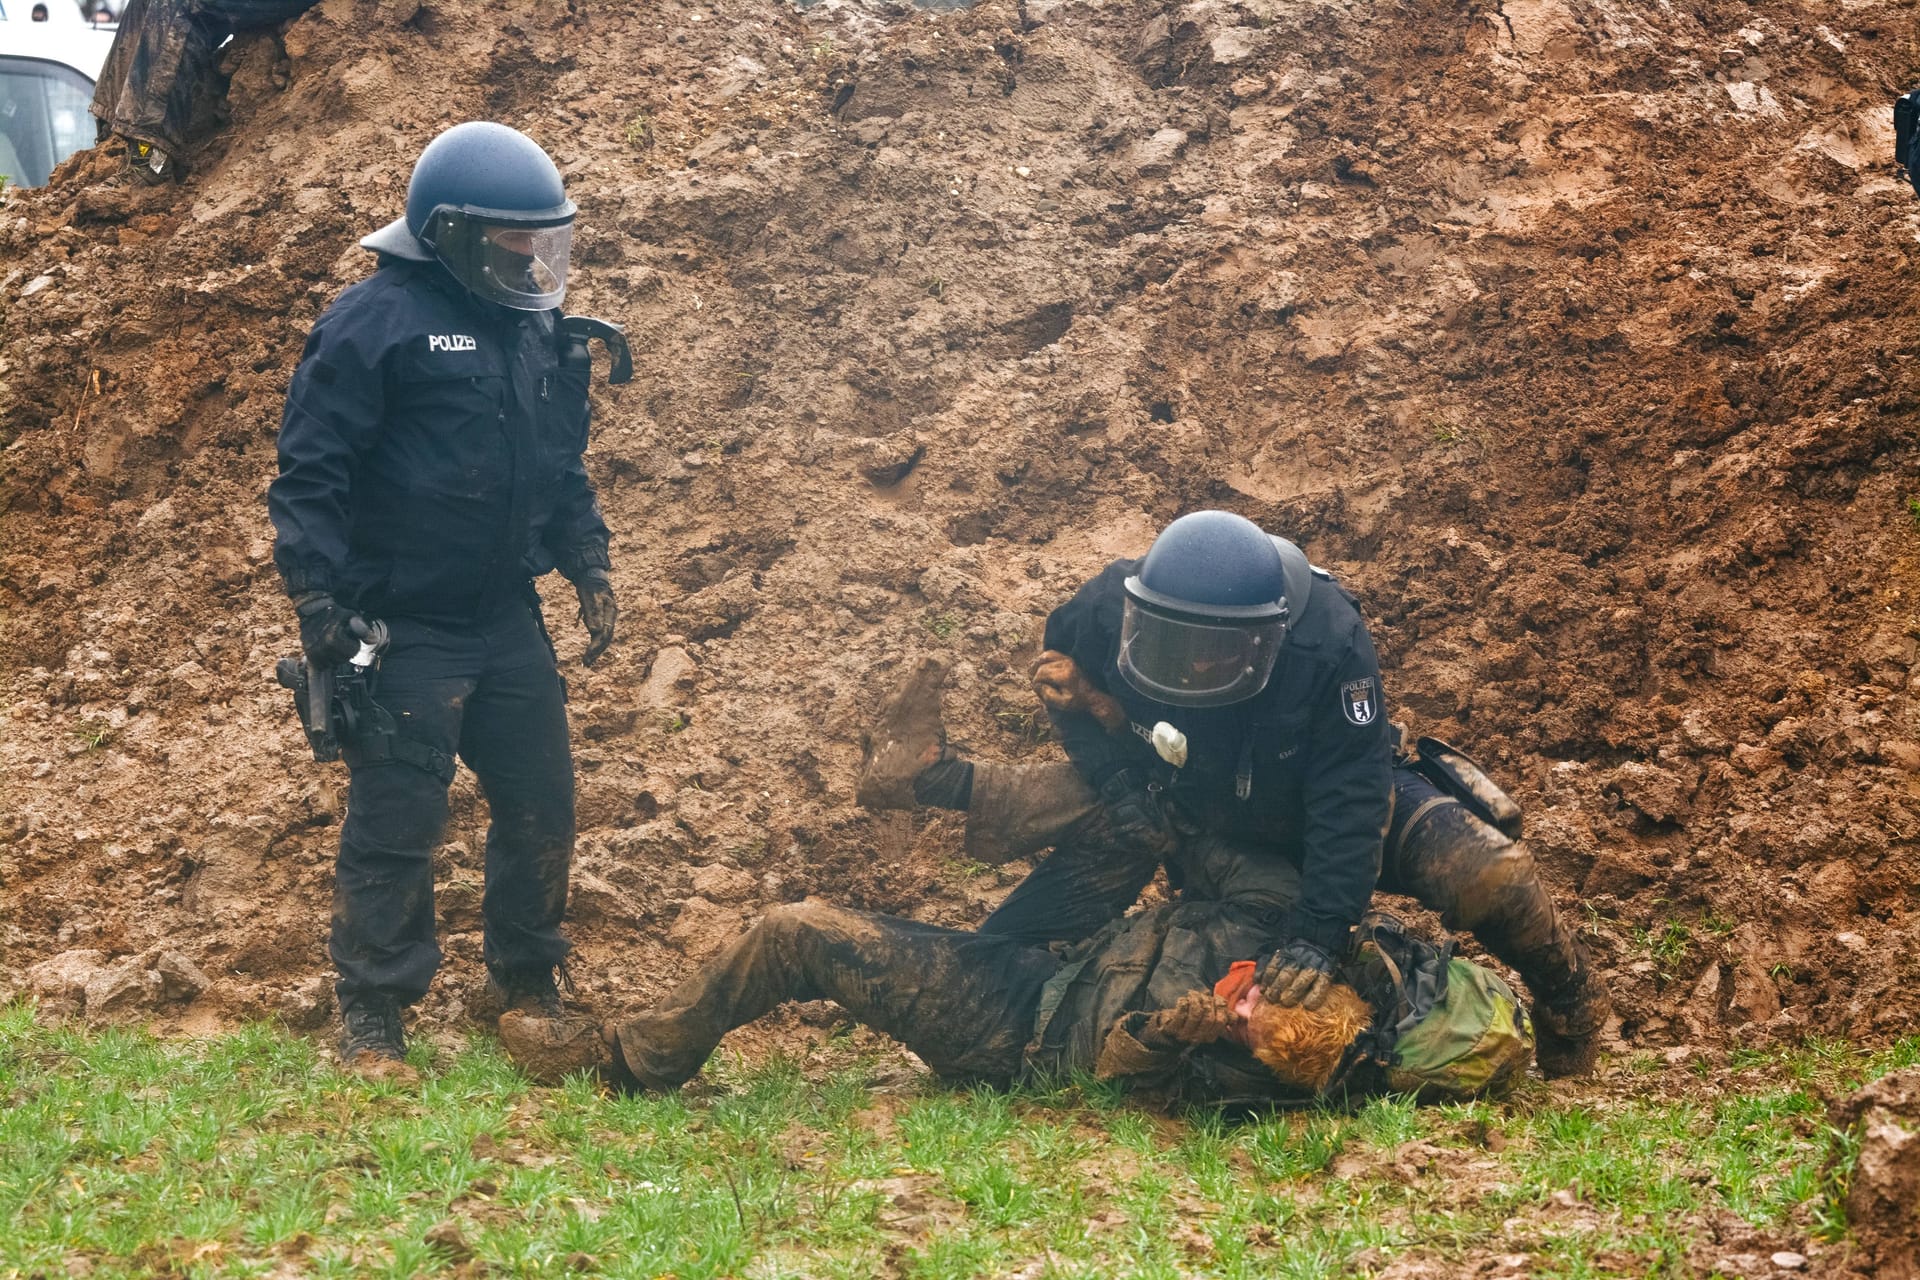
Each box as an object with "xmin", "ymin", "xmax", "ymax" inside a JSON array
[{"xmin": 1341, "ymin": 678, "xmax": 1378, "ymax": 727}]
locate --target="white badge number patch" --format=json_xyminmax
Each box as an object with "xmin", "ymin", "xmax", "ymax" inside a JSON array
[{"xmin": 1341, "ymin": 677, "xmax": 1378, "ymax": 727}]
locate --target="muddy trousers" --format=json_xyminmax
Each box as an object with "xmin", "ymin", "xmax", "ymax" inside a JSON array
[
  {"xmin": 332, "ymin": 604, "xmax": 574, "ymax": 1010},
  {"xmin": 950, "ymin": 761, "xmax": 1599, "ymax": 1032},
  {"xmin": 91, "ymin": 0, "xmax": 318, "ymax": 154},
  {"xmin": 611, "ymin": 903, "xmax": 1062, "ymax": 1089}
]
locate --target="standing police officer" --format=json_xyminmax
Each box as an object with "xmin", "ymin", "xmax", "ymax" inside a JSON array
[
  {"xmin": 860, "ymin": 510, "xmax": 1611, "ymax": 1076},
  {"xmin": 269, "ymin": 123, "xmax": 620, "ymax": 1072}
]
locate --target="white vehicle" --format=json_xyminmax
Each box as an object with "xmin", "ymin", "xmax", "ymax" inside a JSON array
[{"xmin": 0, "ymin": 3, "xmax": 116, "ymax": 187}]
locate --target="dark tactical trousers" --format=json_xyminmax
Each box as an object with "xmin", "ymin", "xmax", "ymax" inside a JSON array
[
  {"xmin": 92, "ymin": 0, "xmax": 320, "ymax": 154},
  {"xmin": 611, "ymin": 903, "xmax": 1062, "ymax": 1089},
  {"xmin": 958, "ymin": 760, "xmax": 1589, "ymax": 1019},
  {"xmin": 332, "ymin": 605, "xmax": 574, "ymax": 1009}
]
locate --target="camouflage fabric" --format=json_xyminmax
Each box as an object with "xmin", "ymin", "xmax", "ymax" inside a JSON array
[
  {"xmin": 1382, "ymin": 958, "xmax": 1534, "ymax": 1101},
  {"xmin": 611, "ymin": 902, "xmax": 1060, "ymax": 1090},
  {"xmin": 1024, "ymin": 900, "xmax": 1318, "ymax": 1107}
]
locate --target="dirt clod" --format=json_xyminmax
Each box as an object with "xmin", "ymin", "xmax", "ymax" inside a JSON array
[{"xmin": 1831, "ymin": 1068, "xmax": 1920, "ymax": 1279}]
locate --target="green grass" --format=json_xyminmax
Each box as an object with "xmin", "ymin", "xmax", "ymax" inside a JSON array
[{"xmin": 0, "ymin": 1003, "xmax": 1909, "ymax": 1279}]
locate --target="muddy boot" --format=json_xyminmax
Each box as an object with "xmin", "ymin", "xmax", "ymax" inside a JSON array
[
  {"xmin": 1531, "ymin": 941, "xmax": 1612, "ymax": 1080},
  {"xmin": 484, "ymin": 963, "xmax": 571, "ymax": 1019},
  {"xmin": 338, "ymin": 996, "xmax": 419, "ymax": 1084},
  {"xmin": 123, "ymin": 136, "xmax": 181, "ymax": 185},
  {"xmin": 1389, "ymin": 786, "xmax": 1611, "ymax": 1079},
  {"xmin": 497, "ymin": 1011, "xmax": 636, "ymax": 1086},
  {"xmin": 856, "ymin": 655, "xmax": 953, "ymax": 810}
]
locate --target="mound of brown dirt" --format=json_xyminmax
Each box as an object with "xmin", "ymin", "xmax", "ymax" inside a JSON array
[
  {"xmin": 1832, "ymin": 1067, "xmax": 1920, "ymax": 1278},
  {"xmin": 0, "ymin": 0, "xmax": 1916, "ymax": 1053}
]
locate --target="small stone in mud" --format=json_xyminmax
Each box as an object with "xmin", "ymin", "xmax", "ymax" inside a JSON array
[
  {"xmin": 152, "ymin": 950, "xmax": 209, "ymax": 1002},
  {"xmin": 84, "ymin": 959, "xmax": 161, "ymax": 1018},
  {"xmin": 1769, "ymin": 1253, "xmax": 1805, "ymax": 1271},
  {"xmin": 423, "ymin": 1221, "xmax": 474, "ymax": 1261}
]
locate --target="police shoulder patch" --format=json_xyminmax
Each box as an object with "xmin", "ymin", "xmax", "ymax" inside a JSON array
[{"xmin": 1340, "ymin": 677, "xmax": 1378, "ymax": 727}]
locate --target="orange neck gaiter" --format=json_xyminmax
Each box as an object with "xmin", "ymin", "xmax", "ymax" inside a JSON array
[{"xmin": 1214, "ymin": 960, "xmax": 1258, "ymax": 1006}]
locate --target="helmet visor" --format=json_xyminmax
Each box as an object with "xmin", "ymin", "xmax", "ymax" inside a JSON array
[
  {"xmin": 478, "ymin": 221, "xmax": 572, "ymax": 309},
  {"xmin": 425, "ymin": 208, "xmax": 573, "ymax": 311},
  {"xmin": 1118, "ymin": 598, "xmax": 1284, "ymax": 707}
]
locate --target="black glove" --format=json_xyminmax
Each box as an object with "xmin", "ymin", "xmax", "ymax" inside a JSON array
[
  {"xmin": 574, "ymin": 571, "xmax": 617, "ymax": 667},
  {"xmin": 1259, "ymin": 938, "xmax": 1335, "ymax": 1011},
  {"xmin": 293, "ymin": 591, "xmax": 366, "ymax": 667},
  {"xmin": 1097, "ymin": 768, "xmax": 1177, "ymax": 859}
]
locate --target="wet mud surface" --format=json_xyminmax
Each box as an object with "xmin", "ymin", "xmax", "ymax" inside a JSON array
[{"xmin": 0, "ymin": 0, "xmax": 1916, "ymax": 1112}]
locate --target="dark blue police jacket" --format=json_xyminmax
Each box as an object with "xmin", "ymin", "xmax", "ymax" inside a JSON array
[
  {"xmin": 268, "ymin": 260, "xmax": 610, "ymax": 625},
  {"xmin": 1041, "ymin": 559, "xmax": 1394, "ymax": 958}
]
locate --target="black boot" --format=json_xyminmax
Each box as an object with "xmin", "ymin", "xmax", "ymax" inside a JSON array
[
  {"xmin": 1392, "ymin": 794, "xmax": 1613, "ymax": 1081},
  {"xmin": 486, "ymin": 963, "xmax": 571, "ymax": 1019},
  {"xmin": 338, "ymin": 996, "xmax": 412, "ymax": 1078}
]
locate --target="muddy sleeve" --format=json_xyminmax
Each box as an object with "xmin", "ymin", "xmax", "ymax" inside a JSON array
[
  {"xmin": 1042, "ymin": 561, "xmax": 1150, "ymax": 787},
  {"xmin": 1043, "ymin": 704, "xmax": 1140, "ymax": 789},
  {"xmin": 544, "ymin": 457, "xmax": 612, "ymax": 582},
  {"xmin": 1287, "ymin": 623, "xmax": 1394, "ymax": 957},
  {"xmin": 268, "ymin": 310, "xmax": 388, "ymax": 596},
  {"xmin": 1093, "ymin": 1011, "xmax": 1188, "ymax": 1087}
]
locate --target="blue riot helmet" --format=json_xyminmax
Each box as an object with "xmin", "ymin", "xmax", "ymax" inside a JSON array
[
  {"xmin": 360, "ymin": 122, "xmax": 577, "ymax": 311},
  {"xmin": 1119, "ymin": 511, "xmax": 1291, "ymax": 707}
]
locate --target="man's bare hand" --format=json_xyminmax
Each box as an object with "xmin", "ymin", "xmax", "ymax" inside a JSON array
[
  {"xmin": 1031, "ymin": 649, "xmax": 1126, "ymax": 733},
  {"xmin": 1144, "ymin": 990, "xmax": 1235, "ymax": 1047}
]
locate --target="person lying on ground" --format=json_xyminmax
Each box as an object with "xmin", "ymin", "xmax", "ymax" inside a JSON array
[
  {"xmin": 497, "ymin": 897, "xmax": 1532, "ymax": 1107},
  {"xmin": 855, "ymin": 509, "xmax": 1610, "ymax": 1077}
]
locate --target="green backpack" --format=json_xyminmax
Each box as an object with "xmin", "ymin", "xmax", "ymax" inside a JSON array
[{"xmin": 1341, "ymin": 913, "xmax": 1535, "ymax": 1102}]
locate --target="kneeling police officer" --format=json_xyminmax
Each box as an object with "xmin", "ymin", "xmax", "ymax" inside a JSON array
[
  {"xmin": 860, "ymin": 510, "xmax": 1612, "ymax": 1077},
  {"xmin": 269, "ymin": 123, "xmax": 623, "ymax": 1072}
]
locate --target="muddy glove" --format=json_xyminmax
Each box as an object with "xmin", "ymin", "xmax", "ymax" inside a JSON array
[
  {"xmin": 292, "ymin": 591, "xmax": 366, "ymax": 667},
  {"xmin": 1031, "ymin": 649, "xmax": 1127, "ymax": 733},
  {"xmin": 1260, "ymin": 939, "xmax": 1335, "ymax": 1011},
  {"xmin": 1098, "ymin": 768, "xmax": 1177, "ymax": 860},
  {"xmin": 574, "ymin": 571, "xmax": 617, "ymax": 667},
  {"xmin": 1141, "ymin": 990, "xmax": 1235, "ymax": 1048}
]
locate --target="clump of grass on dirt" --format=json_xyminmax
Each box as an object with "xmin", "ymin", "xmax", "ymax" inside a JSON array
[{"xmin": 1, "ymin": 1002, "xmax": 1912, "ymax": 1279}]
